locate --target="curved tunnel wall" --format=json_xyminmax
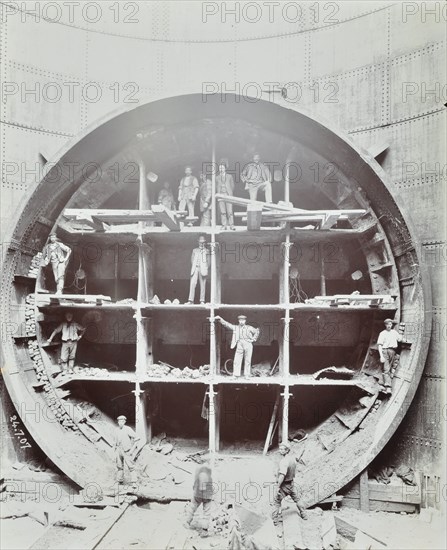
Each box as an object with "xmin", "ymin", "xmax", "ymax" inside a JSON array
[
  {"xmin": 0, "ymin": 1, "xmax": 445, "ymax": 484},
  {"xmin": 0, "ymin": 94, "xmax": 433, "ymax": 499}
]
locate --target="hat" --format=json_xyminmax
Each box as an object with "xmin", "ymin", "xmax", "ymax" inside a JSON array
[
  {"xmin": 198, "ymin": 235, "xmax": 207, "ymax": 243},
  {"xmin": 117, "ymin": 415, "xmax": 127, "ymax": 421},
  {"xmin": 237, "ymin": 315, "xmax": 247, "ymax": 320},
  {"xmin": 279, "ymin": 441, "xmax": 291, "ymax": 450},
  {"xmin": 383, "ymin": 318, "xmax": 396, "ymax": 324}
]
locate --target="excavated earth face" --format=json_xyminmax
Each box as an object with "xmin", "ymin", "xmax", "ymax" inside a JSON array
[{"xmin": 1, "ymin": 94, "xmax": 431, "ymax": 504}]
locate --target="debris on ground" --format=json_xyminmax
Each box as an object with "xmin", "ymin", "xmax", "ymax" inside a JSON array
[{"xmin": 146, "ymin": 362, "xmax": 210, "ymax": 378}]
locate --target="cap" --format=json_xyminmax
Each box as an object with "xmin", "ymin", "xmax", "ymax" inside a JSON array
[
  {"xmin": 198, "ymin": 235, "xmax": 207, "ymax": 243},
  {"xmin": 117, "ymin": 415, "xmax": 127, "ymax": 421},
  {"xmin": 237, "ymin": 315, "xmax": 247, "ymax": 320},
  {"xmin": 383, "ymin": 318, "xmax": 397, "ymax": 324},
  {"xmin": 279, "ymin": 441, "xmax": 291, "ymax": 450}
]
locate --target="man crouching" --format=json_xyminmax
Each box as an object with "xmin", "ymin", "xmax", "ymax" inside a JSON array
[{"xmin": 272, "ymin": 442, "xmax": 308, "ymax": 524}]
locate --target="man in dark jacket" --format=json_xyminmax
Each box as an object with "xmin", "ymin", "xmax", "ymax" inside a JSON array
[{"xmin": 184, "ymin": 460, "xmax": 214, "ymax": 538}]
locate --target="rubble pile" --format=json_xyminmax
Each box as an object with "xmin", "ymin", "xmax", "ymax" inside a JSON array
[
  {"xmin": 73, "ymin": 365, "xmax": 114, "ymax": 377},
  {"xmin": 27, "ymin": 340, "xmax": 77, "ymax": 430},
  {"xmin": 28, "ymin": 252, "xmax": 42, "ymax": 278},
  {"xmin": 146, "ymin": 363, "xmax": 171, "ymax": 377},
  {"xmin": 170, "ymin": 364, "xmax": 210, "ymax": 379},
  {"xmin": 24, "ymin": 294, "xmax": 36, "ymax": 336},
  {"xmin": 210, "ymin": 506, "xmax": 231, "ymax": 536},
  {"xmin": 28, "ymin": 340, "xmax": 46, "ymax": 381},
  {"xmin": 146, "ymin": 363, "xmax": 211, "ymax": 379}
]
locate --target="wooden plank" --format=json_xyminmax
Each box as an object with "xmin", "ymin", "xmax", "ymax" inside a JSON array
[
  {"xmin": 38, "ymin": 294, "xmax": 112, "ymax": 303},
  {"xmin": 68, "ymin": 213, "xmax": 106, "ymax": 231},
  {"xmin": 151, "ymin": 205, "xmax": 181, "ymax": 231},
  {"xmin": 341, "ymin": 497, "xmax": 418, "ymax": 513},
  {"xmin": 246, "ymin": 203, "xmax": 263, "ymax": 230},
  {"xmin": 263, "ymin": 393, "xmax": 279, "ymax": 455},
  {"xmin": 359, "ymin": 469, "xmax": 370, "ymax": 513},
  {"xmin": 345, "ymin": 477, "xmax": 422, "ymax": 503},
  {"xmin": 321, "ymin": 213, "xmax": 341, "ymax": 229},
  {"xmin": 64, "ymin": 209, "xmax": 159, "ymax": 223},
  {"xmin": 313, "ymin": 294, "xmax": 394, "ymax": 302},
  {"xmin": 321, "ymin": 512, "xmax": 337, "ymax": 550},
  {"xmin": 216, "ymin": 193, "xmax": 365, "ymax": 217},
  {"xmin": 238, "ymin": 213, "xmax": 326, "ymax": 225},
  {"xmin": 215, "ymin": 193, "xmax": 298, "ymax": 212}
]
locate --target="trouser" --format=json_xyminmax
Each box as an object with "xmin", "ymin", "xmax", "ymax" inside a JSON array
[
  {"xmin": 60, "ymin": 340, "xmax": 77, "ymax": 372},
  {"xmin": 381, "ymin": 348, "xmax": 397, "ymax": 388},
  {"xmin": 179, "ymin": 199, "xmax": 195, "ymax": 219},
  {"xmin": 247, "ymin": 181, "xmax": 272, "ymax": 203},
  {"xmin": 116, "ymin": 448, "xmax": 136, "ymax": 483},
  {"xmin": 189, "ymin": 269, "xmax": 207, "ymax": 302},
  {"xmin": 185, "ymin": 496, "xmax": 212, "ymax": 529},
  {"xmin": 233, "ymin": 340, "xmax": 253, "ymax": 377},
  {"xmin": 51, "ymin": 260, "xmax": 66, "ymax": 293},
  {"xmin": 272, "ymin": 481, "xmax": 306, "ymax": 520},
  {"xmin": 218, "ymin": 199, "xmax": 234, "ymax": 227},
  {"xmin": 200, "ymin": 208, "xmax": 211, "ymax": 226}
]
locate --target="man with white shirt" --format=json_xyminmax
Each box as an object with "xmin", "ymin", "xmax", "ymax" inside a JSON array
[
  {"xmin": 46, "ymin": 312, "xmax": 85, "ymax": 374},
  {"xmin": 377, "ymin": 318, "xmax": 402, "ymax": 395},
  {"xmin": 40, "ymin": 233, "xmax": 71, "ymax": 294},
  {"xmin": 178, "ymin": 165, "xmax": 199, "ymax": 221},
  {"xmin": 115, "ymin": 415, "xmax": 139, "ymax": 487},
  {"xmin": 215, "ymin": 314, "xmax": 259, "ymax": 377}
]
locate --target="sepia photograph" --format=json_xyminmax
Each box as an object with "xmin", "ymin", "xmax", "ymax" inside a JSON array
[{"xmin": 0, "ymin": 1, "xmax": 445, "ymax": 549}]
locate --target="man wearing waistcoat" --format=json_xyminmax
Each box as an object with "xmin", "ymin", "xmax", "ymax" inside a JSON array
[
  {"xmin": 40, "ymin": 233, "xmax": 71, "ymax": 294},
  {"xmin": 46, "ymin": 312, "xmax": 85, "ymax": 374}
]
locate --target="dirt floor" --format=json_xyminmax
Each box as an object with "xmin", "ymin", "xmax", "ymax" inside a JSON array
[{"xmin": 1, "ymin": 454, "xmax": 445, "ymax": 550}]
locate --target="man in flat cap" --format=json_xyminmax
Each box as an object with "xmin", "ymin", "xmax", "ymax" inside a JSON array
[
  {"xmin": 377, "ymin": 318, "xmax": 402, "ymax": 395},
  {"xmin": 40, "ymin": 233, "xmax": 71, "ymax": 294},
  {"xmin": 272, "ymin": 442, "xmax": 308, "ymax": 524},
  {"xmin": 46, "ymin": 312, "xmax": 85, "ymax": 375},
  {"xmin": 114, "ymin": 415, "xmax": 140, "ymax": 487},
  {"xmin": 215, "ymin": 314, "xmax": 259, "ymax": 377},
  {"xmin": 187, "ymin": 235, "xmax": 210, "ymax": 304}
]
